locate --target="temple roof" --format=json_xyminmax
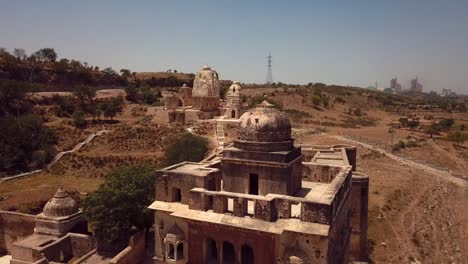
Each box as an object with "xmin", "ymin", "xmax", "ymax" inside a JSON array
[
  {"xmin": 237, "ymin": 101, "xmax": 292, "ymax": 142},
  {"xmin": 42, "ymin": 188, "xmax": 79, "ymax": 218}
]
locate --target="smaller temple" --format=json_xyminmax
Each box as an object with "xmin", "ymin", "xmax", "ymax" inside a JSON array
[
  {"xmin": 149, "ymin": 66, "xmax": 246, "ymax": 124},
  {"xmin": 150, "ymin": 65, "xmax": 223, "ymax": 124},
  {"xmin": 224, "ymin": 81, "xmax": 244, "ymax": 119},
  {"xmin": 9, "ymin": 188, "xmax": 94, "ymax": 264}
]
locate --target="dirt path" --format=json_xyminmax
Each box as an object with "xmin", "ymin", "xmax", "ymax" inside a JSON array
[{"xmin": 332, "ymin": 135, "xmax": 468, "ymax": 187}]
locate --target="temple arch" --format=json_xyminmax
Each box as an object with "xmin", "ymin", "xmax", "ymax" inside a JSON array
[
  {"xmin": 241, "ymin": 244, "xmax": 254, "ymax": 264},
  {"xmin": 222, "ymin": 241, "xmax": 236, "ymax": 264}
]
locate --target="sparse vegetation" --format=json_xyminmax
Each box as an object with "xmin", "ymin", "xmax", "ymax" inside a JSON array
[
  {"xmin": 447, "ymin": 131, "xmax": 468, "ymax": 145},
  {"xmin": 249, "ymin": 95, "xmax": 283, "ymax": 110},
  {"xmin": 163, "ymin": 133, "xmax": 209, "ymax": 166},
  {"xmin": 284, "ymin": 109, "xmax": 311, "ymax": 121}
]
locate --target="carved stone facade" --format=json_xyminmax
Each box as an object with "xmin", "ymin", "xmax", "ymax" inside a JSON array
[
  {"xmin": 150, "ymin": 103, "xmax": 369, "ymax": 263},
  {"xmin": 192, "ymin": 65, "xmax": 220, "ymax": 97}
]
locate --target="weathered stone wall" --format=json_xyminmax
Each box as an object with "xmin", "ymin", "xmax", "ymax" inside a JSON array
[
  {"xmin": 109, "ymin": 230, "xmax": 146, "ymax": 264},
  {"xmin": 0, "ymin": 211, "xmax": 35, "ymax": 254},
  {"xmin": 333, "ymin": 144, "xmax": 357, "ymax": 171},
  {"xmin": 69, "ymin": 233, "xmax": 95, "ymax": 259},
  {"xmin": 302, "ymin": 163, "xmax": 342, "ymax": 183},
  {"xmin": 154, "ymin": 164, "xmax": 219, "ymax": 204},
  {"xmin": 350, "ymin": 173, "xmax": 369, "ymax": 262},
  {"xmin": 191, "ymin": 97, "xmax": 219, "ymax": 112},
  {"xmin": 277, "ymin": 231, "xmax": 329, "ymax": 264},
  {"xmin": 327, "ymin": 176, "xmax": 352, "ymax": 264},
  {"xmin": 221, "ymin": 157, "xmax": 302, "ymax": 196},
  {"xmin": 154, "ymin": 211, "xmax": 188, "ymax": 262},
  {"xmin": 188, "ymin": 220, "xmax": 275, "ymax": 264}
]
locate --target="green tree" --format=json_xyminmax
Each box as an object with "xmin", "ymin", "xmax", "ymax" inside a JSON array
[
  {"xmin": 120, "ymin": 69, "xmax": 132, "ymax": 79},
  {"xmin": 398, "ymin": 117, "xmax": 408, "ymax": 127},
  {"xmin": 12, "ymin": 48, "xmax": 26, "ymax": 61},
  {"xmin": 82, "ymin": 165, "xmax": 155, "ymax": 250},
  {"xmin": 35, "ymin": 48, "xmax": 57, "ymax": 62},
  {"xmin": 424, "ymin": 124, "xmax": 440, "ymax": 138},
  {"xmin": 163, "ymin": 133, "xmax": 208, "ymax": 166},
  {"xmin": 125, "ymin": 85, "xmax": 139, "ymax": 102},
  {"xmin": 102, "ymin": 96, "xmax": 124, "ymax": 120},
  {"xmin": 0, "ymin": 114, "xmax": 57, "ymax": 172},
  {"xmin": 103, "ymin": 67, "xmax": 118, "ymax": 76},
  {"xmin": 73, "ymin": 85, "xmax": 96, "ymax": 105},
  {"xmin": 72, "ymin": 110, "xmax": 87, "ymax": 128},
  {"xmin": 407, "ymin": 120, "xmax": 419, "ymax": 129},
  {"xmin": 310, "ymin": 95, "xmax": 321, "ymax": 109},
  {"xmin": 438, "ymin": 118, "xmax": 454, "ymax": 130},
  {"xmin": 447, "ymin": 131, "xmax": 468, "ymax": 145},
  {"xmin": 0, "ymin": 80, "xmax": 31, "ymax": 117}
]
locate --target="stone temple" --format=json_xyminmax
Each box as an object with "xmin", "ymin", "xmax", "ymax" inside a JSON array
[
  {"xmin": 149, "ymin": 101, "xmax": 369, "ymax": 263},
  {"xmin": 149, "ymin": 65, "xmax": 246, "ymax": 124},
  {"xmin": 8, "ymin": 188, "xmax": 94, "ymax": 264}
]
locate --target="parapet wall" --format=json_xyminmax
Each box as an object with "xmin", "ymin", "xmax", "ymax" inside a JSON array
[
  {"xmin": 0, "ymin": 211, "xmax": 35, "ymax": 254},
  {"xmin": 302, "ymin": 163, "xmax": 343, "ymax": 183},
  {"xmin": 350, "ymin": 172, "xmax": 369, "ymax": 262},
  {"xmin": 109, "ymin": 230, "xmax": 146, "ymax": 264}
]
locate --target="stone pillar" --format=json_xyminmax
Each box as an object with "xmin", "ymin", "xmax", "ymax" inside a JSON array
[
  {"xmin": 217, "ymin": 240, "xmax": 222, "ymax": 264},
  {"xmin": 301, "ymin": 202, "xmax": 331, "ymax": 225},
  {"xmin": 234, "ymin": 243, "xmax": 241, "ymax": 264},
  {"xmin": 350, "ymin": 172, "xmax": 369, "ymax": 262},
  {"xmin": 154, "ymin": 214, "xmax": 164, "ymax": 261},
  {"xmin": 254, "ymin": 200, "xmax": 277, "ymax": 222},
  {"xmin": 213, "ymin": 196, "xmax": 228, "ymax": 213},
  {"xmin": 189, "ymin": 192, "xmax": 209, "ymax": 211},
  {"xmin": 275, "ymin": 199, "xmax": 291, "ymax": 219},
  {"xmin": 233, "ymin": 198, "xmax": 247, "ymax": 217}
]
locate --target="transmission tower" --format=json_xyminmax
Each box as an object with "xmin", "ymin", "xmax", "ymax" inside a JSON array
[{"xmin": 266, "ymin": 53, "xmax": 273, "ymax": 86}]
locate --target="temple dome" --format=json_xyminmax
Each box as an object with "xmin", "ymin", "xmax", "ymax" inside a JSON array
[
  {"xmin": 42, "ymin": 188, "xmax": 79, "ymax": 218},
  {"xmin": 237, "ymin": 101, "xmax": 291, "ymax": 142},
  {"xmin": 227, "ymin": 81, "xmax": 241, "ymax": 97},
  {"xmin": 192, "ymin": 65, "xmax": 220, "ymax": 97}
]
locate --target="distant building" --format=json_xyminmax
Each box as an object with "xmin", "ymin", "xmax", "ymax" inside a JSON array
[
  {"xmin": 148, "ymin": 65, "xmax": 245, "ymax": 124},
  {"xmin": 410, "ymin": 77, "xmax": 423, "ymax": 93},
  {"xmin": 442, "ymin": 88, "xmax": 456, "ymax": 97},
  {"xmin": 390, "ymin": 77, "xmax": 402, "ymax": 93}
]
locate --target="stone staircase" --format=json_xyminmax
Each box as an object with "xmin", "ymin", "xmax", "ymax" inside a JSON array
[{"xmin": 216, "ymin": 122, "xmax": 225, "ymax": 155}]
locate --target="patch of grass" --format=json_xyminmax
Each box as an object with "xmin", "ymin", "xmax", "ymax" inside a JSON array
[
  {"xmin": 284, "ymin": 109, "xmax": 311, "ymax": 121},
  {"xmin": 341, "ymin": 116, "xmax": 376, "ymax": 128},
  {"xmin": 0, "ymin": 172, "xmax": 103, "ymax": 213}
]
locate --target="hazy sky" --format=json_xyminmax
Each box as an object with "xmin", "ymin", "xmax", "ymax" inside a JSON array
[{"xmin": 1, "ymin": 0, "xmax": 468, "ymax": 93}]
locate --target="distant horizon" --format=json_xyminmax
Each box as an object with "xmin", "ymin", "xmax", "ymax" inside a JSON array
[{"xmin": 1, "ymin": 0, "xmax": 468, "ymax": 94}]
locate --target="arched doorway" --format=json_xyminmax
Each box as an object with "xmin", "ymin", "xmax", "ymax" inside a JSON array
[
  {"xmin": 177, "ymin": 243, "xmax": 184, "ymax": 260},
  {"xmin": 241, "ymin": 244, "xmax": 254, "ymax": 264},
  {"xmin": 204, "ymin": 238, "xmax": 217, "ymax": 264},
  {"xmin": 231, "ymin": 109, "xmax": 236, "ymax": 118},
  {"xmin": 178, "ymin": 98, "xmax": 184, "ymax": 107},
  {"xmin": 167, "ymin": 243, "xmax": 175, "ymax": 260},
  {"xmin": 222, "ymin": 241, "xmax": 236, "ymax": 264}
]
